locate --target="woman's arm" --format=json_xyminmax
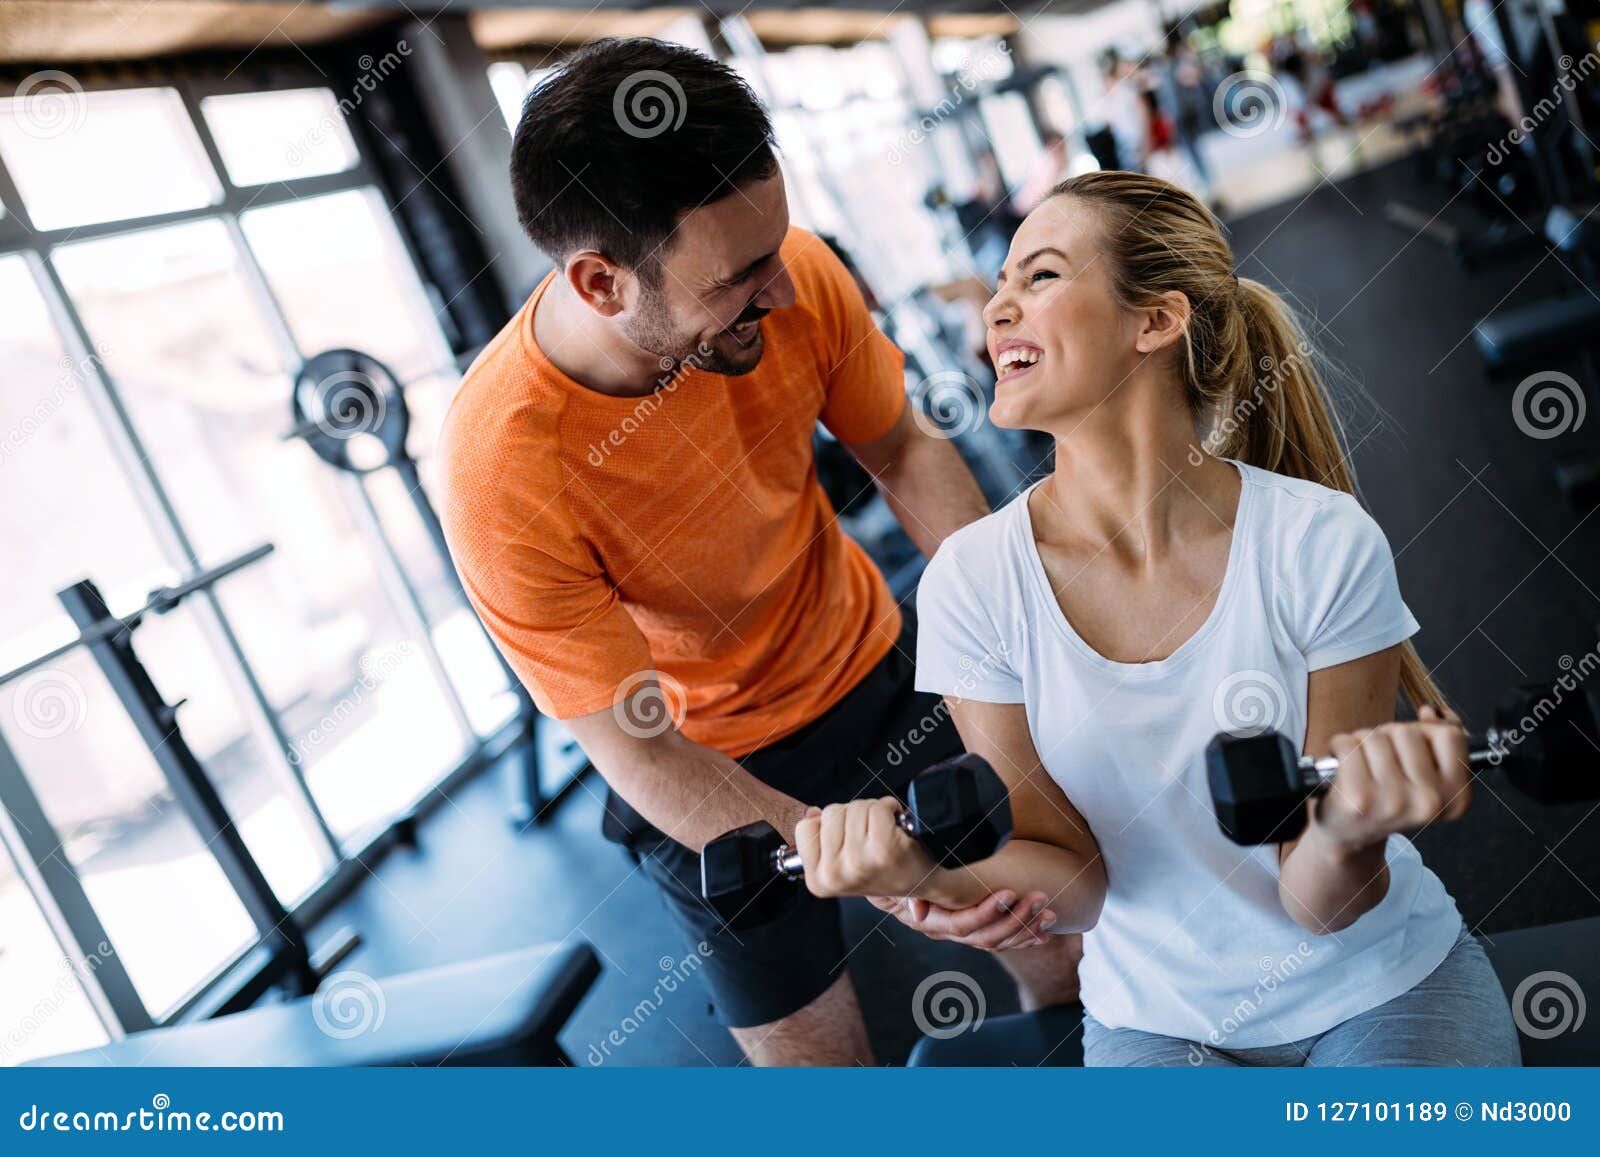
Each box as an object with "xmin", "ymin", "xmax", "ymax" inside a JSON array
[
  {"xmin": 1277, "ymin": 645, "xmax": 1470, "ymax": 934},
  {"xmin": 794, "ymin": 697, "xmax": 1107, "ymax": 933}
]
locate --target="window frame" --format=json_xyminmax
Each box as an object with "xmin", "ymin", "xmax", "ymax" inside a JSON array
[{"xmin": 0, "ymin": 58, "xmax": 518, "ymax": 1043}]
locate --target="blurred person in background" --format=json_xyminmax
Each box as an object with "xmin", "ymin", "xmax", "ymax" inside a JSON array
[
  {"xmin": 1160, "ymin": 39, "xmax": 1213, "ymax": 192},
  {"xmin": 1097, "ymin": 48, "xmax": 1151, "ymax": 173},
  {"xmin": 1276, "ymin": 40, "xmax": 1349, "ymax": 144},
  {"xmin": 1012, "ymin": 130, "xmax": 1070, "ymax": 216}
]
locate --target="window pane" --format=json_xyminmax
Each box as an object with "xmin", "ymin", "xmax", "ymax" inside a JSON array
[
  {"xmin": 0, "ymin": 256, "xmax": 262, "ymax": 1015},
  {"xmin": 52, "ymin": 221, "xmax": 471, "ymax": 848},
  {"xmin": 51, "ymin": 223, "xmax": 344, "ymax": 896},
  {"xmin": 2, "ymin": 648, "xmax": 257, "ymax": 1017},
  {"xmin": 0, "ymin": 846, "xmax": 110, "ymax": 1066},
  {"xmin": 0, "ymin": 86, "xmax": 220, "ymax": 231},
  {"xmin": 199, "ymin": 88, "xmax": 359, "ymax": 186},
  {"xmin": 487, "ymin": 62, "xmax": 530, "ymax": 131},
  {"xmin": 240, "ymin": 188, "xmax": 453, "ymax": 383},
  {"xmin": 364, "ymin": 466, "xmax": 515, "ymax": 736}
]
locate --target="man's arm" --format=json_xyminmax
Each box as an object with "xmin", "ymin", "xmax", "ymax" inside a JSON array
[
  {"xmin": 563, "ymin": 678, "xmax": 808, "ymax": 851},
  {"xmin": 844, "ymin": 407, "xmax": 990, "ymax": 557}
]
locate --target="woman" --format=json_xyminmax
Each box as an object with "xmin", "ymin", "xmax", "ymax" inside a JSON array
[{"xmin": 794, "ymin": 171, "xmax": 1520, "ymax": 1067}]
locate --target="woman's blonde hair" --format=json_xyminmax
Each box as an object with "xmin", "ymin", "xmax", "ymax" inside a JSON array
[{"xmin": 1046, "ymin": 170, "xmax": 1445, "ymax": 712}]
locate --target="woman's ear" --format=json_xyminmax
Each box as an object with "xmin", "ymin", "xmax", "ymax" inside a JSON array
[{"xmin": 1134, "ymin": 290, "xmax": 1191, "ymax": 355}]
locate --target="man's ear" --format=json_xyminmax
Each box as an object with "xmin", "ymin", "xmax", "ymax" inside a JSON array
[
  {"xmin": 564, "ymin": 251, "xmax": 626, "ymax": 318},
  {"xmin": 1133, "ymin": 290, "xmax": 1191, "ymax": 355}
]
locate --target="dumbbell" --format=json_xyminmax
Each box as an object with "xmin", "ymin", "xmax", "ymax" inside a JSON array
[
  {"xmin": 1207, "ymin": 681, "xmax": 1600, "ymax": 845},
  {"xmin": 700, "ymin": 753, "xmax": 1012, "ymax": 929}
]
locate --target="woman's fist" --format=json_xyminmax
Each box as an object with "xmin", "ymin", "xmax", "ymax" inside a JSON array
[
  {"xmin": 793, "ymin": 798, "xmax": 937, "ymax": 899},
  {"xmin": 1310, "ymin": 706, "xmax": 1473, "ymax": 850}
]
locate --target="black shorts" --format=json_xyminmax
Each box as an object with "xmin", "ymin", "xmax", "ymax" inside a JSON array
[{"xmin": 600, "ymin": 614, "xmax": 963, "ymax": 1028}]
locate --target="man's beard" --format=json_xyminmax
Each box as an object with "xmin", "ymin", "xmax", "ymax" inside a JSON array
[{"xmin": 624, "ymin": 282, "xmax": 767, "ymax": 378}]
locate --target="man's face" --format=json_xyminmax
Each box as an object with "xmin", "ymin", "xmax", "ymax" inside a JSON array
[{"xmin": 623, "ymin": 172, "xmax": 797, "ymax": 376}]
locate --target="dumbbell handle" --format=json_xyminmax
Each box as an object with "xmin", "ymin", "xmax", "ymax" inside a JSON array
[
  {"xmin": 1295, "ymin": 727, "xmax": 1510, "ymax": 789},
  {"xmin": 769, "ymin": 812, "xmax": 918, "ymax": 878}
]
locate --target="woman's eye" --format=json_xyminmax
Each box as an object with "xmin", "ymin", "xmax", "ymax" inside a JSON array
[{"xmin": 1029, "ymin": 269, "xmax": 1059, "ymax": 285}]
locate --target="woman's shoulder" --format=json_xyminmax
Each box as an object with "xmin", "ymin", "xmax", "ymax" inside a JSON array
[
  {"xmin": 919, "ymin": 489, "xmax": 1034, "ymax": 610},
  {"xmin": 1235, "ymin": 462, "xmax": 1381, "ymax": 549},
  {"xmin": 929, "ymin": 487, "xmax": 1033, "ymax": 573}
]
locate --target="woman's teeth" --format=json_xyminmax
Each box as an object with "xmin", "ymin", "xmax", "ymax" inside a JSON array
[{"xmin": 997, "ymin": 347, "xmax": 1041, "ymax": 375}]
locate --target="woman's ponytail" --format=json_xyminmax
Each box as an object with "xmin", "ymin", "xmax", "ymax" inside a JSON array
[
  {"xmin": 1048, "ymin": 170, "xmax": 1448, "ymax": 714},
  {"xmin": 1219, "ymin": 280, "xmax": 1446, "ymax": 714}
]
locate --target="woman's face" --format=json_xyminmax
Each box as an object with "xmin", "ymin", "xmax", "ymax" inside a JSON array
[{"xmin": 982, "ymin": 198, "xmax": 1139, "ymax": 433}]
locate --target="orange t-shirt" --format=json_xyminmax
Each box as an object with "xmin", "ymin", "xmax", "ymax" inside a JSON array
[{"xmin": 437, "ymin": 227, "xmax": 905, "ymax": 757}]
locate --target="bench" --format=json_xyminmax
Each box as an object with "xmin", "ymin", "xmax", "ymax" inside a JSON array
[
  {"xmin": 1473, "ymin": 295, "xmax": 1600, "ymax": 372},
  {"xmin": 910, "ymin": 917, "xmax": 1600, "ymax": 1067},
  {"xmin": 27, "ymin": 942, "xmax": 599, "ymax": 1067}
]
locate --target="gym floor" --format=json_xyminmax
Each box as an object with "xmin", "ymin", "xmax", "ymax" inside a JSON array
[{"xmin": 318, "ymin": 155, "xmax": 1600, "ymax": 1067}]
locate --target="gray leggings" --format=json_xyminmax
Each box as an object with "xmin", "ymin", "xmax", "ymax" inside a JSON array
[{"xmin": 1083, "ymin": 925, "xmax": 1522, "ymax": 1067}]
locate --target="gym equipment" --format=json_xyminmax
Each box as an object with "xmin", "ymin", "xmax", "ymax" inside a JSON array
[
  {"xmin": 700, "ymin": 753, "xmax": 1013, "ymax": 929},
  {"xmin": 1207, "ymin": 681, "xmax": 1600, "ymax": 846},
  {"xmin": 25, "ymin": 942, "xmax": 599, "ymax": 1067},
  {"xmin": 0, "ymin": 544, "xmax": 274, "ymax": 688},
  {"xmin": 286, "ymin": 348, "xmax": 589, "ymax": 827},
  {"xmin": 908, "ymin": 915, "xmax": 1600, "ymax": 1066},
  {"xmin": 0, "ymin": 544, "xmax": 360, "ymax": 1006}
]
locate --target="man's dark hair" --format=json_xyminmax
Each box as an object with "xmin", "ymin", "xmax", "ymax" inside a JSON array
[{"xmin": 510, "ymin": 38, "xmax": 778, "ymax": 272}]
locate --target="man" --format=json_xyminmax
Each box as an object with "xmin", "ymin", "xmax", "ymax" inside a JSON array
[{"xmin": 438, "ymin": 37, "xmax": 1077, "ymax": 1066}]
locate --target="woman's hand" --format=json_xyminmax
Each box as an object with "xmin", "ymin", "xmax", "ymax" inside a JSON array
[
  {"xmin": 793, "ymin": 799, "xmax": 937, "ymax": 899},
  {"xmin": 1309, "ymin": 706, "xmax": 1473, "ymax": 852}
]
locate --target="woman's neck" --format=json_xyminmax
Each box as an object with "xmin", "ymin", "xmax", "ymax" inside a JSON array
[{"xmin": 1033, "ymin": 394, "xmax": 1237, "ymax": 563}]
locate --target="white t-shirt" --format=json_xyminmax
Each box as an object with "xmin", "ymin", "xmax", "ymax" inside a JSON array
[{"xmin": 915, "ymin": 462, "xmax": 1462, "ymax": 1047}]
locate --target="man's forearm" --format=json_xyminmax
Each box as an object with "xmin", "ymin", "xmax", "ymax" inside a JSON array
[
  {"xmin": 911, "ymin": 839, "xmax": 1106, "ymax": 934},
  {"xmin": 596, "ymin": 730, "xmax": 809, "ymax": 852},
  {"xmin": 871, "ymin": 431, "xmax": 990, "ymax": 557}
]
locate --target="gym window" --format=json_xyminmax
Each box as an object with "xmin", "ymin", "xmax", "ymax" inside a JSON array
[{"xmin": 0, "ymin": 65, "xmax": 514, "ymax": 1061}]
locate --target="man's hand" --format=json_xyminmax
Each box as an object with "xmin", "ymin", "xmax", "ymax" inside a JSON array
[{"xmin": 867, "ymin": 890, "xmax": 1056, "ymax": 951}]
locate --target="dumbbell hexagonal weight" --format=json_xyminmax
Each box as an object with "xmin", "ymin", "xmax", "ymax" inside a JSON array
[
  {"xmin": 700, "ymin": 753, "xmax": 1013, "ymax": 929},
  {"xmin": 1208, "ymin": 680, "xmax": 1600, "ymax": 845}
]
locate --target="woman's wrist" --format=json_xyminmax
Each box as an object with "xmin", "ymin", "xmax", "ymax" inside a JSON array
[{"xmin": 909, "ymin": 866, "xmax": 980, "ymax": 909}]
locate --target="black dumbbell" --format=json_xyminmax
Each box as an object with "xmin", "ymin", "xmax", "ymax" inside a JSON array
[
  {"xmin": 700, "ymin": 753, "xmax": 1012, "ymax": 929},
  {"xmin": 1207, "ymin": 680, "xmax": 1600, "ymax": 845}
]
